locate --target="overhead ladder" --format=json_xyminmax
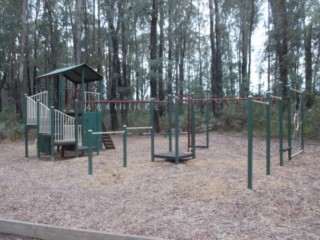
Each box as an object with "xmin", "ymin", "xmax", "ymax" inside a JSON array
[{"xmin": 102, "ymin": 122, "xmax": 116, "ymax": 150}]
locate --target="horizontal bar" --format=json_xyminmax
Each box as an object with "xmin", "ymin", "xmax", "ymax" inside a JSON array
[
  {"xmin": 127, "ymin": 126, "xmax": 152, "ymax": 130},
  {"xmin": 253, "ymin": 100, "xmax": 269, "ymax": 105},
  {"xmin": 79, "ymin": 100, "xmax": 166, "ymax": 104},
  {"xmin": 291, "ymin": 150, "xmax": 304, "ymax": 158},
  {"xmin": 290, "ymin": 88, "xmax": 303, "ymax": 94},
  {"xmin": 92, "ymin": 131, "xmax": 124, "ymax": 135},
  {"xmin": 271, "ymin": 95, "xmax": 282, "ymax": 100}
]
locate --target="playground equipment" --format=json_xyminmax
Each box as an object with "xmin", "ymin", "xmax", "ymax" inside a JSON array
[
  {"xmin": 24, "ymin": 64, "xmax": 109, "ymax": 160},
  {"xmin": 81, "ymin": 97, "xmax": 196, "ymax": 167},
  {"xmin": 247, "ymin": 82, "xmax": 305, "ymax": 189},
  {"xmin": 87, "ymin": 125, "xmax": 153, "ymax": 174}
]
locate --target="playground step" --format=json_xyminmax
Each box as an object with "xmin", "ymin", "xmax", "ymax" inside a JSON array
[{"xmin": 102, "ymin": 123, "xmax": 115, "ymax": 150}]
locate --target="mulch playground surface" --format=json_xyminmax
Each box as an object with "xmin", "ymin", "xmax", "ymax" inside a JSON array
[{"xmin": 0, "ymin": 132, "xmax": 319, "ymax": 239}]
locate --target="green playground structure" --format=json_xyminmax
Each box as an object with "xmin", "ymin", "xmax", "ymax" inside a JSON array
[
  {"xmin": 24, "ymin": 64, "xmax": 305, "ymax": 190},
  {"xmin": 247, "ymin": 81, "xmax": 305, "ymax": 189},
  {"xmin": 24, "ymin": 64, "xmax": 108, "ymax": 161}
]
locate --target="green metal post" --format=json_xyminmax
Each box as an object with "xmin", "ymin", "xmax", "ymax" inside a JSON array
[
  {"xmin": 266, "ymin": 92, "xmax": 271, "ymax": 175},
  {"xmin": 287, "ymin": 85, "xmax": 292, "ymax": 160},
  {"xmin": 123, "ymin": 125, "xmax": 127, "ymax": 167},
  {"xmin": 191, "ymin": 99, "xmax": 196, "ymax": 158},
  {"xmin": 150, "ymin": 98, "xmax": 155, "ymax": 162},
  {"xmin": 88, "ymin": 130, "xmax": 93, "ymax": 175},
  {"xmin": 96, "ymin": 110, "xmax": 101, "ymax": 155},
  {"xmin": 278, "ymin": 82, "xmax": 284, "ymax": 166},
  {"xmin": 247, "ymin": 96, "xmax": 253, "ymax": 189},
  {"xmin": 58, "ymin": 75, "xmax": 64, "ymax": 111},
  {"xmin": 75, "ymin": 99, "xmax": 79, "ymax": 157},
  {"xmin": 206, "ymin": 100, "xmax": 209, "ymax": 148},
  {"xmin": 24, "ymin": 94, "xmax": 28, "ymax": 158},
  {"xmin": 81, "ymin": 67, "xmax": 85, "ymax": 114},
  {"xmin": 50, "ymin": 106, "xmax": 55, "ymax": 161},
  {"xmin": 36, "ymin": 100, "xmax": 40, "ymax": 158},
  {"xmin": 301, "ymin": 95, "xmax": 304, "ymax": 151},
  {"xmin": 48, "ymin": 78, "xmax": 52, "ymax": 111},
  {"xmin": 168, "ymin": 95, "xmax": 172, "ymax": 152},
  {"xmin": 175, "ymin": 97, "xmax": 179, "ymax": 165}
]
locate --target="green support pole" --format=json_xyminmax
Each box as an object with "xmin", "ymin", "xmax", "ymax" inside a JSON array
[
  {"xmin": 247, "ymin": 96, "xmax": 253, "ymax": 189},
  {"xmin": 266, "ymin": 92, "xmax": 271, "ymax": 175},
  {"xmin": 123, "ymin": 125, "xmax": 127, "ymax": 167},
  {"xmin": 96, "ymin": 110, "xmax": 101, "ymax": 155},
  {"xmin": 48, "ymin": 78, "xmax": 52, "ymax": 112},
  {"xmin": 88, "ymin": 130, "xmax": 93, "ymax": 175},
  {"xmin": 287, "ymin": 85, "xmax": 292, "ymax": 160},
  {"xmin": 50, "ymin": 106, "xmax": 55, "ymax": 161},
  {"xmin": 206, "ymin": 100, "xmax": 209, "ymax": 148},
  {"xmin": 175, "ymin": 98, "xmax": 179, "ymax": 165},
  {"xmin": 168, "ymin": 95, "xmax": 172, "ymax": 152},
  {"xmin": 301, "ymin": 95, "xmax": 304, "ymax": 151},
  {"xmin": 278, "ymin": 82, "xmax": 284, "ymax": 166},
  {"xmin": 75, "ymin": 99, "xmax": 79, "ymax": 157},
  {"xmin": 58, "ymin": 75, "xmax": 64, "ymax": 111},
  {"xmin": 191, "ymin": 99, "xmax": 196, "ymax": 158},
  {"xmin": 81, "ymin": 67, "xmax": 85, "ymax": 114},
  {"xmin": 24, "ymin": 94, "xmax": 28, "ymax": 158},
  {"xmin": 150, "ymin": 99, "xmax": 155, "ymax": 162},
  {"xmin": 36, "ymin": 100, "xmax": 40, "ymax": 158}
]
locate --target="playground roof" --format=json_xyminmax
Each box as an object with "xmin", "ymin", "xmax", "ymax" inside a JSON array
[{"xmin": 36, "ymin": 63, "xmax": 103, "ymax": 83}]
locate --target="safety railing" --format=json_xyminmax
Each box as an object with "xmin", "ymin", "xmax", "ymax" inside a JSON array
[
  {"xmin": 26, "ymin": 91, "xmax": 48, "ymax": 126},
  {"xmin": 54, "ymin": 110, "xmax": 76, "ymax": 142},
  {"xmin": 38, "ymin": 102, "xmax": 51, "ymax": 134},
  {"xmin": 30, "ymin": 91, "xmax": 48, "ymax": 106}
]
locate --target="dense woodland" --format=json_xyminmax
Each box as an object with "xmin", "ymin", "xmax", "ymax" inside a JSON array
[{"xmin": 0, "ymin": 0, "xmax": 320, "ymax": 132}]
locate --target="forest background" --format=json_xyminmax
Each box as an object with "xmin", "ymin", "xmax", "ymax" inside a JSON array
[{"xmin": 0, "ymin": 0, "xmax": 319, "ymax": 140}]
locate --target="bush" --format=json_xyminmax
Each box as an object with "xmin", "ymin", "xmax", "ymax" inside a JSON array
[{"xmin": 0, "ymin": 108, "xmax": 24, "ymax": 142}]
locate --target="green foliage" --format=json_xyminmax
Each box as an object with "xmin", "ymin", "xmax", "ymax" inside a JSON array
[
  {"xmin": 0, "ymin": 108, "xmax": 24, "ymax": 141},
  {"xmin": 304, "ymin": 95, "xmax": 320, "ymax": 140}
]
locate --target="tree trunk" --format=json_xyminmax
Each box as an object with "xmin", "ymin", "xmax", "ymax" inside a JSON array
[
  {"xmin": 107, "ymin": 0, "xmax": 121, "ymax": 130},
  {"xmin": 150, "ymin": 0, "xmax": 160, "ymax": 132},
  {"xmin": 269, "ymin": 0, "xmax": 288, "ymax": 96},
  {"xmin": 210, "ymin": 0, "xmax": 223, "ymax": 116},
  {"xmin": 158, "ymin": 0, "xmax": 165, "ymax": 117},
  {"xmin": 75, "ymin": 0, "xmax": 82, "ymax": 64},
  {"xmin": 120, "ymin": 1, "xmax": 129, "ymax": 125},
  {"xmin": 167, "ymin": 0, "xmax": 173, "ymax": 95},
  {"xmin": 305, "ymin": 22, "xmax": 313, "ymax": 107}
]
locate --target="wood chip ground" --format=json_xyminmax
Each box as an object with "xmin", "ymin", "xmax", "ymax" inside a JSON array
[{"xmin": 0, "ymin": 132, "xmax": 319, "ymax": 239}]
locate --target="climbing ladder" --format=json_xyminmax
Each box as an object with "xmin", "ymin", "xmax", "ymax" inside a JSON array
[{"xmin": 101, "ymin": 122, "xmax": 115, "ymax": 150}]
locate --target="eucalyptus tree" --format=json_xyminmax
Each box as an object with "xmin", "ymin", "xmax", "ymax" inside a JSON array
[
  {"xmin": 269, "ymin": 0, "xmax": 289, "ymax": 96},
  {"xmin": 209, "ymin": 0, "xmax": 223, "ymax": 115},
  {"xmin": 0, "ymin": 1, "xmax": 23, "ymax": 113}
]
